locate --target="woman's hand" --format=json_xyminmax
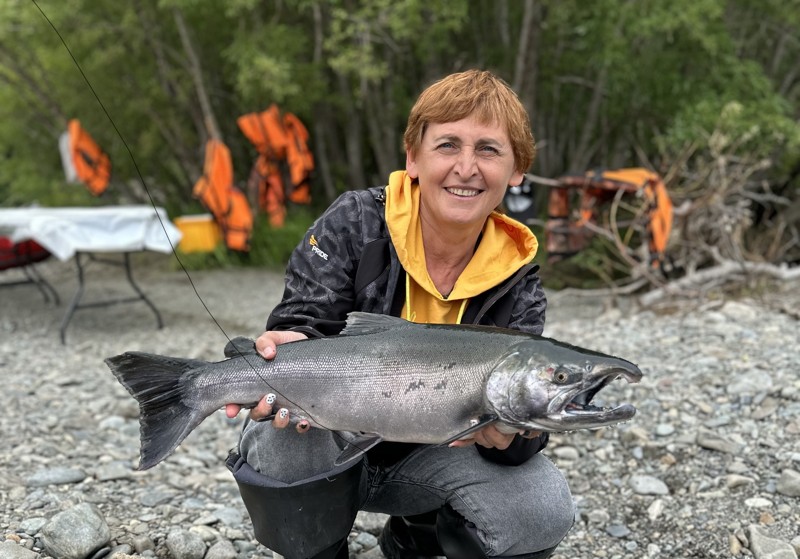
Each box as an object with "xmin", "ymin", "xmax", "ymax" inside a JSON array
[
  {"xmin": 224, "ymin": 330, "xmax": 309, "ymax": 432},
  {"xmin": 448, "ymin": 424, "xmax": 542, "ymax": 450}
]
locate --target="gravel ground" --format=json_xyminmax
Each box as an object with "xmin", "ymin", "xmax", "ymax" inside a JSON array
[{"xmin": 1, "ymin": 254, "xmax": 799, "ymax": 559}]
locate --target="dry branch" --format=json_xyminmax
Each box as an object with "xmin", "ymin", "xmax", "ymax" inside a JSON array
[{"xmin": 639, "ymin": 260, "xmax": 800, "ymax": 306}]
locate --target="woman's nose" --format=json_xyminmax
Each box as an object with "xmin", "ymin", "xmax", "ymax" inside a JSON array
[{"xmin": 454, "ymin": 147, "xmax": 478, "ymax": 177}]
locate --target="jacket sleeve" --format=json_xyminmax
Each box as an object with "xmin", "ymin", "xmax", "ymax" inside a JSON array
[
  {"xmin": 266, "ymin": 191, "xmax": 370, "ymax": 337},
  {"xmin": 506, "ymin": 268, "xmax": 547, "ymax": 336}
]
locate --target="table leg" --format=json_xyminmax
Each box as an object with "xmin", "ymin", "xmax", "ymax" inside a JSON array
[
  {"xmin": 59, "ymin": 252, "xmax": 164, "ymax": 344},
  {"xmin": 121, "ymin": 252, "xmax": 164, "ymax": 329},
  {"xmin": 25, "ymin": 264, "xmax": 61, "ymax": 305},
  {"xmin": 59, "ymin": 252, "xmax": 87, "ymax": 344}
]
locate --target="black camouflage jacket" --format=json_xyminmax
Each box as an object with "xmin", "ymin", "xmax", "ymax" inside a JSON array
[{"xmin": 267, "ymin": 186, "xmax": 550, "ymax": 466}]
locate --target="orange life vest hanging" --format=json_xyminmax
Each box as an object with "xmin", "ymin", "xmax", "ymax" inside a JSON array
[
  {"xmin": 192, "ymin": 139, "xmax": 253, "ymax": 252},
  {"xmin": 282, "ymin": 112, "xmax": 314, "ymax": 204},
  {"xmin": 237, "ymin": 105, "xmax": 314, "ymax": 227},
  {"xmin": 247, "ymin": 154, "xmax": 286, "ymax": 228},
  {"xmin": 61, "ymin": 119, "xmax": 111, "ymax": 196}
]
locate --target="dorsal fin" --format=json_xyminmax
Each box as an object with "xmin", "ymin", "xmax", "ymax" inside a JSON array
[{"xmin": 341, "ymin": 312, "xmax": 411, "ymax": 337}]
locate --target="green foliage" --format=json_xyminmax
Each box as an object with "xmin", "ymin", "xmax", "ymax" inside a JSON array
[
  {"xmin": 1, "ymin": 0, "xmax": 798, "ymax": 279},
  {"xmin": 247, "ymin": 208, "xmax": 316, "ymax": 268},
  {"xmin": 536, "ymin": 235, "xmax": 634, "ymax": 291}
]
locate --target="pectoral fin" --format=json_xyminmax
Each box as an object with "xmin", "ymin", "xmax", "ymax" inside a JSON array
[
  {"xmin": 334, "ymin": 433, "xmax": 383, "ymax": 466},
  {"xmin": 440, "ymin": 414, "xmax": 499, "ymax": 446}
]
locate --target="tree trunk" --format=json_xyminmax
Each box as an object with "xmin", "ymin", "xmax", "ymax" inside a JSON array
[
  {"xmin": 132, "ymin": 2, "xmax": 200, "ymax": 187},
  {"xmin": 364, "ymin": 79, "xmax": 397, "ymax": 182},
  {"xmin": 496, "ymin": 0, "xmax": 510, "ymax": 48},
  {"xmin": 173, "ymin": 8, "xmax": 222, "ymax": 144},
  {"xmin": 336, "ymin": 71, "xmax": 368, "ymax": 189},
  {"xmin": 311, "ymin": 3, "xmax": 338, "ymax": 203},
  {"xmin": 512, "ymin": 0, "xmax": 535, "ymax": 93},
  {"xmin": 569, "ymin": 64, "xmax": 607, "ymax": 172},
  {"xmin": 512, "ymin": 0, "xmax": 541, "ymax": 173}
]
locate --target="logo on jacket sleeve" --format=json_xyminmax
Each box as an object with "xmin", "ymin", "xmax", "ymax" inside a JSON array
[{"xmin": 309, "ymin": 234, "xmax": 329, "ymax": 261}]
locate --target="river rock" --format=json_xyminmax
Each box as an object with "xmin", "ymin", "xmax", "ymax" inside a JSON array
[
  {"xmin": 0, "ymin": 541, "xmax": 39, "ymax": 559},
  {"xmin": 165, "ymin": 529, "xmax": 207, "ymax": 559},
  {"xmin": 748, "ymin": 525, "xmax": 798, "ymax": 559},
  {"xmin": 775, "ymin": 469, "xmax": 800, "ymax": 497},
  {"xmin": 205, "ymin": 540, "xmax": 238, "ymax": 559},
  {"xmin": 629, "ymin": 475, "xmax": 669, "ymax": 495},
  {"xmin": 39, "ymin": 503, "xmax": 111, "ymax": 559},
  {"xmin": 25, "ymin": 467, "xmax": 87, "ymax": 487},
  {"xmin": 697, "ymin": 429, "xmax": 742, "ymax": 454}
]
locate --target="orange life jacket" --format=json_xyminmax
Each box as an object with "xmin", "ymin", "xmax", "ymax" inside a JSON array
[
  {"xmin": 67, "ymin": 119, "xmax": 111, "ymax": 196},
  {"xmin": 237, "ymin": 105, "xmax": 314, "ymax": 226},
  {"xmin": 192, "ymin": 139, "xmax": 253, "ymax": 251}
]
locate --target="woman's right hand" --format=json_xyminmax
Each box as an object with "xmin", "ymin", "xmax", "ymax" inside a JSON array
[{"xmin": 225, "ymin": 330, "xmax": 309, "ymax": 431}]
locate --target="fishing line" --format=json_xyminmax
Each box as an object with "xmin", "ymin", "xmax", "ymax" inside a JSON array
[
  {"xmin": 30, "ymin": 0, "xmax": 339, "ymax": 438},
  {"xmin": 30, "ymin": 1, "xmax": 504, "ymax": 527}
]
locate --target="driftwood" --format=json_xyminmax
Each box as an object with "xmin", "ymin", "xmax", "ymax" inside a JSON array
[{"xmin": 639, "ymin": 260, "xmax": 800, "ymax": 306}]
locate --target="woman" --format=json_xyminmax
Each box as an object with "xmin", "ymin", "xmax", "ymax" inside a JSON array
[{"xmin": 225, "ymin": 70, "xmax": 575, "ymax": 559}]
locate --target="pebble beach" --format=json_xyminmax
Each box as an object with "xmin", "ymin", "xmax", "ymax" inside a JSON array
[{"xmin": 1, "ymin": 254, "xmax": 799, "ymax": 559}]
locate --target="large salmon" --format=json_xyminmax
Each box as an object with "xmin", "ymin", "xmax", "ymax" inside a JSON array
[{"xmin": 106, "ymin": 312, "xmax": 643, "ymax": 470}]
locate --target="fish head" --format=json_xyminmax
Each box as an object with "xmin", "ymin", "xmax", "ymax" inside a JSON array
[{"xmin": 485, "ymin": 338, "xmax": 643, "ymax": 432}]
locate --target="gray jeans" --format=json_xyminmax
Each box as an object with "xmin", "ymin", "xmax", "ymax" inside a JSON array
[{"xmin": 239, "ymin": 422, "xmax": 575, "ymax": 557}]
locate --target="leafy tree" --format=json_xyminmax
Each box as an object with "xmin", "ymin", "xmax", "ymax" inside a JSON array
[{"xmin": 1, "ymin": 0, "xmax": 797, "ymax": 272}]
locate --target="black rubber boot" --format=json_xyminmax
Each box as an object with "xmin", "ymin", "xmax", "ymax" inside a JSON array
[
  {"xmin": 436, "ymin": 504, "xmax": 557, "ymax": 559},
  {"xmin": 308, "ymin": 536, "xmax": 350, "ymax": 559},
  {"xmin": 378, "ymin": 512, "xmax": 445, "ymax": 559},
  {"xmin": 227, "ymin": 450, "xmax": 364, "ymax": 559}
]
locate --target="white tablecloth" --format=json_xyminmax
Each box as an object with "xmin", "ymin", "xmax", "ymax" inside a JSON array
[{"xmin": 0, "ymin": 206, "xmax": 182, "ymax": 261}]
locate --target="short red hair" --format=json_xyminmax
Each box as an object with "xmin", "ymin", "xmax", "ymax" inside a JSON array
[{"xmin": 404, "ymin": 70, "xmax": 536, "ymax": 173}]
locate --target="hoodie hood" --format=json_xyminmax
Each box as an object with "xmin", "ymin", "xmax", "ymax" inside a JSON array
[{"xmin": 385, "ymin": 170, "xmax": 538, "ymax": 306}]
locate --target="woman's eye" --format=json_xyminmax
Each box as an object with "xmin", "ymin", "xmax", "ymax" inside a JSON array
[
  {"xmin": 437, "ymin": 142, "xmax": 458, "ymax": 152},
  {"xmin": 477, "ymin": 145, "xmax": 500, "ymax": 156}
]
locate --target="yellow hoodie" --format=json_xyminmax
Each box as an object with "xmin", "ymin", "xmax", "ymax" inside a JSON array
[{"xmin": 385, "ymin": 170, "xmax": 539, "ymax": 325}]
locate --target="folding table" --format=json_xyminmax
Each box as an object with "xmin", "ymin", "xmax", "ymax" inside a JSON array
[{"xmin": 0, "ymin": 206, "xmax": 182, "ymax": 343}]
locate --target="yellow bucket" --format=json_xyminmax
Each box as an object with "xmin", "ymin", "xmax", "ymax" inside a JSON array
[{"xmin": 173, "ymin": 214, "xmax": 222, "ymax": 253}]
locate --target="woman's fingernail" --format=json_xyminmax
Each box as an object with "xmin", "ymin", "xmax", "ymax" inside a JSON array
[
  {"xmin": 278, "ymin": 408, "xmax": 288, "ymax": 419},
  {"xmin": 265, "ymin": 393, "xmax": 276, "ymax": 405}
]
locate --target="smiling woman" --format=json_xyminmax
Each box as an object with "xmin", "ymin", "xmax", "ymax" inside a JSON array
[{"xmin": 226, "ymin": 69, "xmax": 573, "ymax": 559}]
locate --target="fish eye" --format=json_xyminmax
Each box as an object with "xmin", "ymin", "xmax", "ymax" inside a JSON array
[
  {"xmin": 553, "ymin": 369, "xmax": 570, "ymax": 384},
  {"xmin": 585, "ymin": 363, "xmax": 594, "ymax": 372}
]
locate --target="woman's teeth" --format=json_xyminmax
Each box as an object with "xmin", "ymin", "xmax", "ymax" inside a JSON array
[{"xmin": 447, "ymin": 188, "xmax": 480, "ymax": 197}]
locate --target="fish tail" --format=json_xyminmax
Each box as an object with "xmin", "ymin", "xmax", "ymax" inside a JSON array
[{"xmin": 105, "ymin": 352, "xmax": 209, "ymax": 470}]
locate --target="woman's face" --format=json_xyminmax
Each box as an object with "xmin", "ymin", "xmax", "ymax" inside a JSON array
[{"xmin": 407, "ymin": 116, "xmax": 523, "ymax": 230}]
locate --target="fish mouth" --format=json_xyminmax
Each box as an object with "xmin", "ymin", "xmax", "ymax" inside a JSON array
[{"xmin": 547, "ymin": 365, "xmax": 642, "ymax": 429}]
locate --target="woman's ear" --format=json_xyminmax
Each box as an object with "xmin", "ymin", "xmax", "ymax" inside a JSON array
[{"xmin": 406, "ymin": 149, "xmax": 418, "ymax": 179}]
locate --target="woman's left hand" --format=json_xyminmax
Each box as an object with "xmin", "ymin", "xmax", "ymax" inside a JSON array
[{"xmin": 448, "ymin": 424, "xmax": 541, "ymax": 450}]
